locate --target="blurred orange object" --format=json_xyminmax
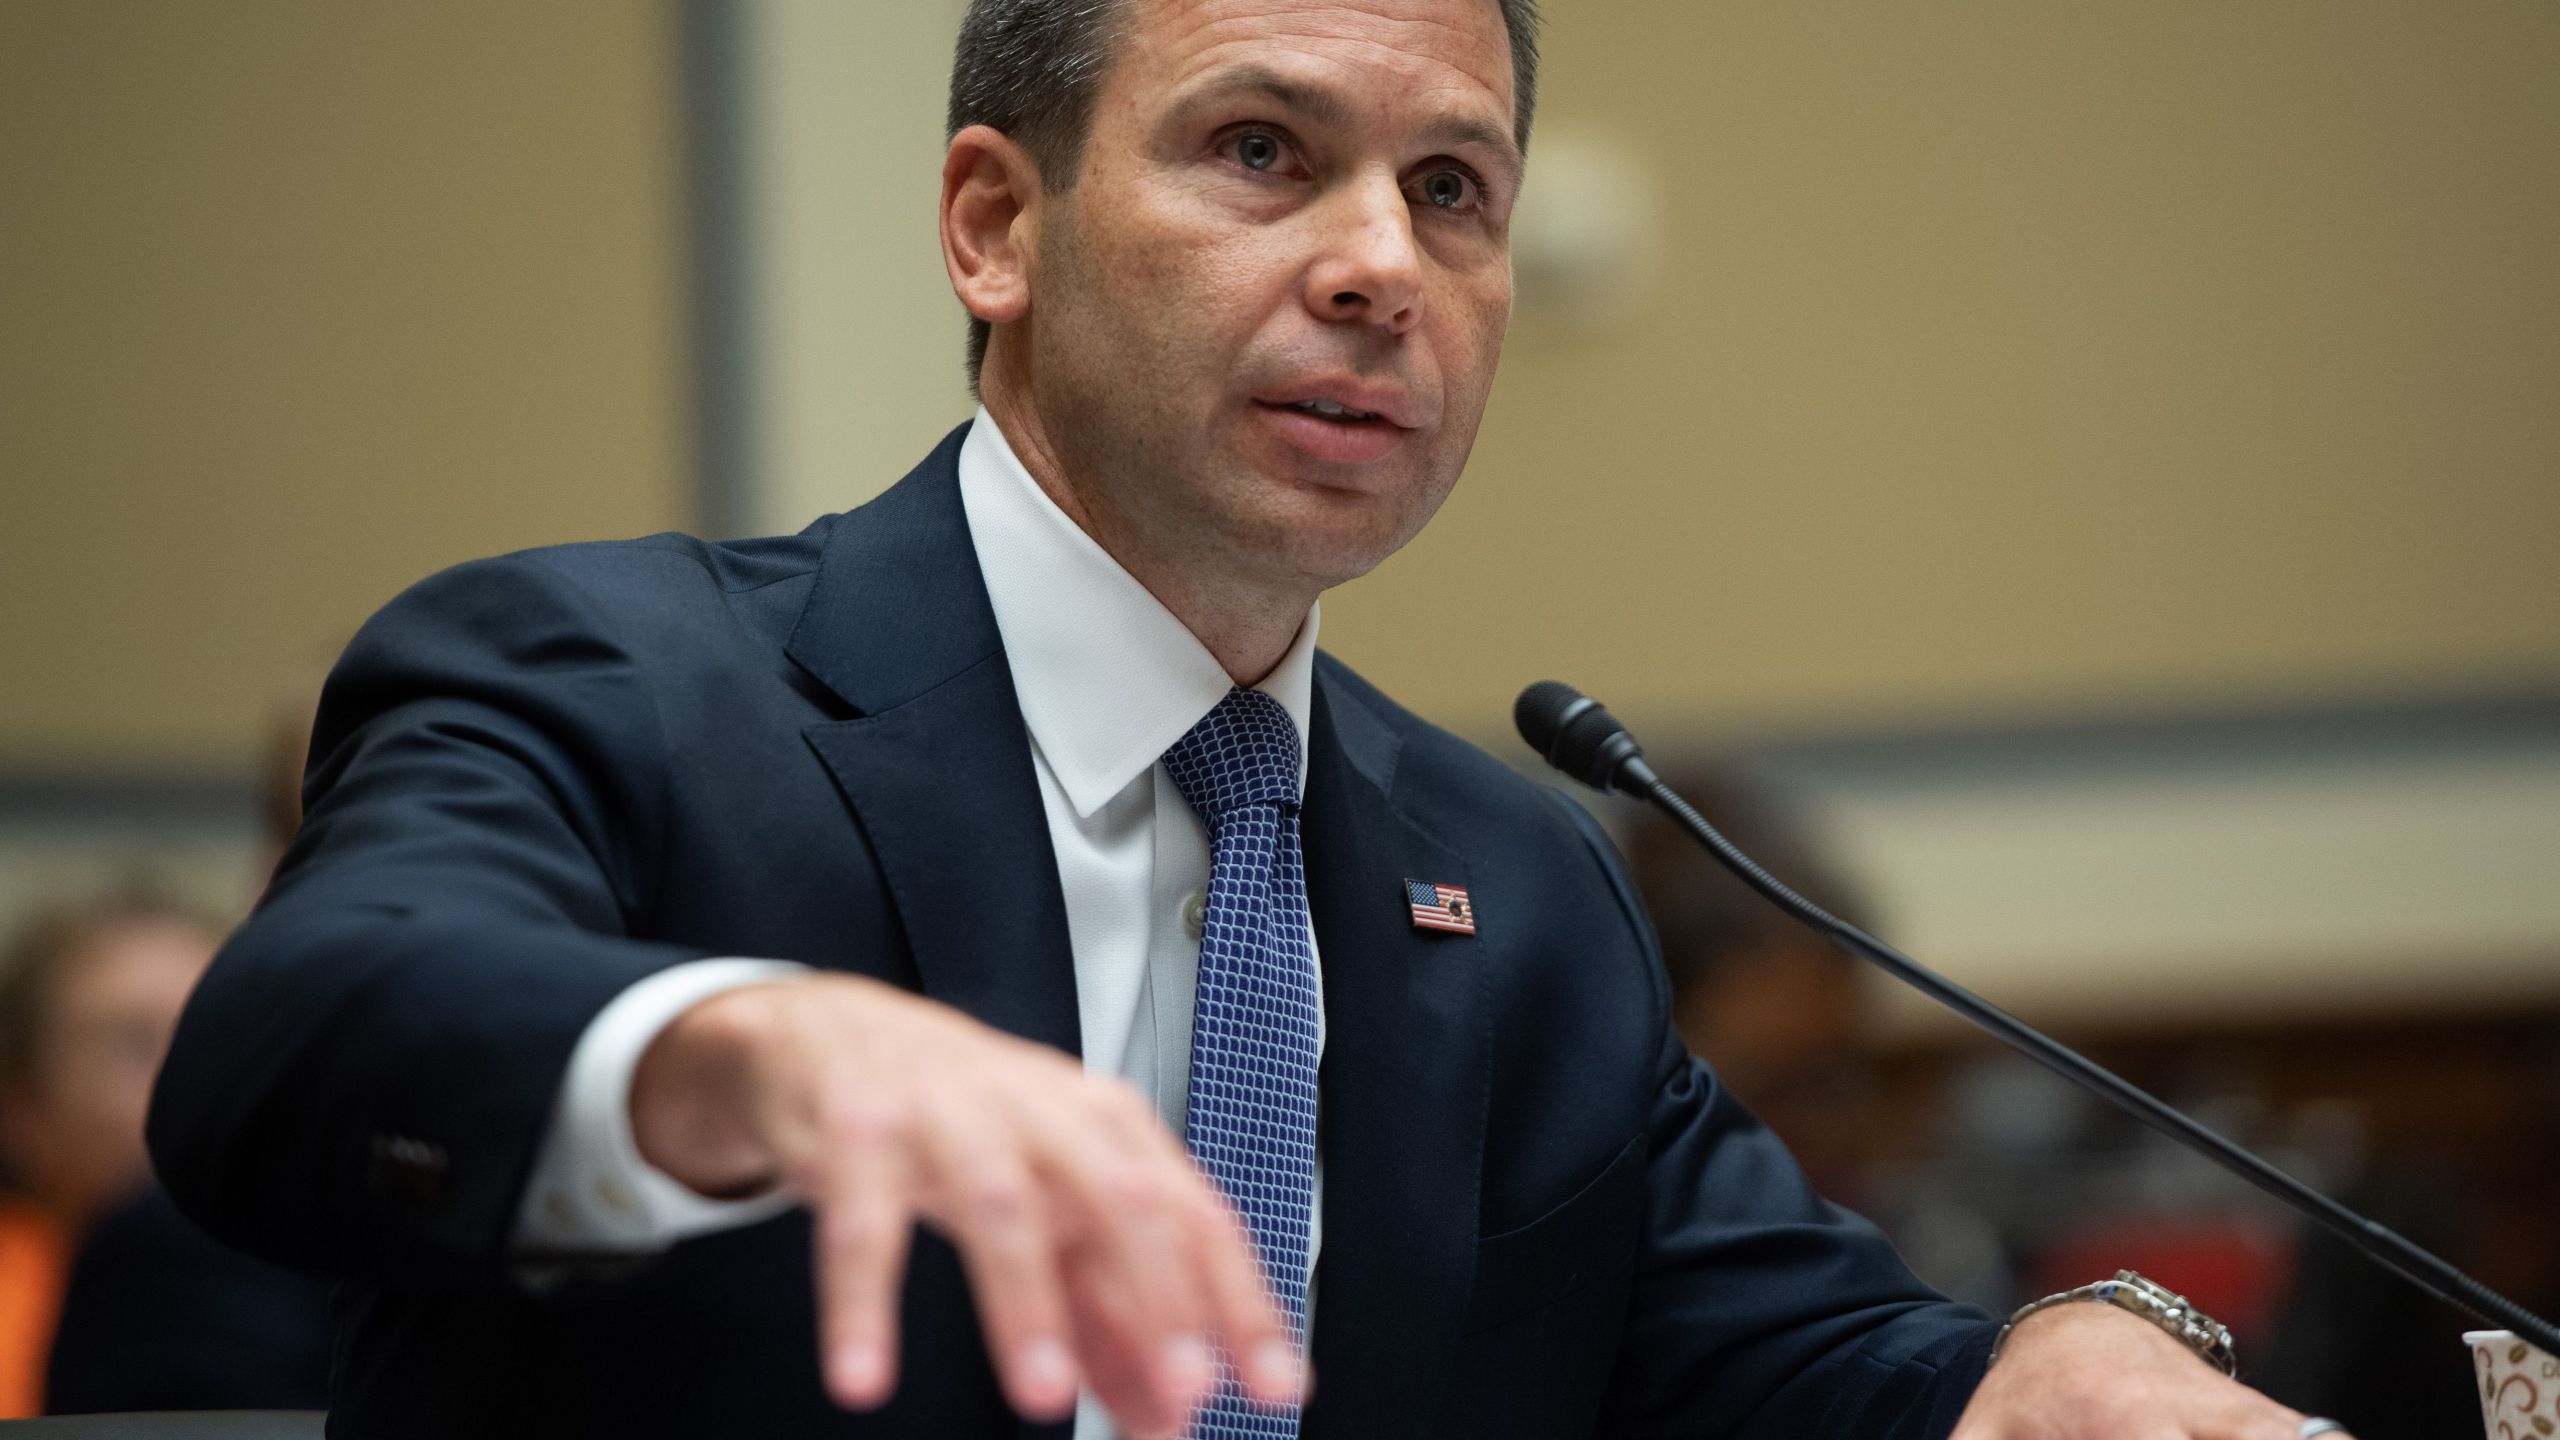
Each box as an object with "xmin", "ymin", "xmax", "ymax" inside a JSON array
[{"xmin": 0, "ymin": 1195, "xmax": 68, "ymax": 1417}]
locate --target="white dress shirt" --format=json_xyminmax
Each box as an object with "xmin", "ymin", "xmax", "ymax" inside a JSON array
[{"xmin": 514, "ymin": 409, "xmax": 1326, "ymax": 1438}]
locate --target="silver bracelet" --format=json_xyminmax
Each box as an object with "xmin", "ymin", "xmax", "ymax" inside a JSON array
[{"xmin": 1991, "ymin": 1269, "xmax": 2237, "ymax": 1377}]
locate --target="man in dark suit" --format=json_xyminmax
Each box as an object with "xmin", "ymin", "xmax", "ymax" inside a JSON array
[{"xmin": 149, "ymin": 2, "xmax": 2336, "ymax": 1437}]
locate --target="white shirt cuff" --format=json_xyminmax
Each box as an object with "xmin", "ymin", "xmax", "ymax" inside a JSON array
[{"xmin": 514, "ymin": 957, "xmax": 809, "ymax": 1254}]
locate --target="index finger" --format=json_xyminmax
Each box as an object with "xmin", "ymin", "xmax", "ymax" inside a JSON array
[
  {"xmin": 1083, "ymin": 1086, "xmax": 1301, "ymax": 1407},
  {"xmin": 1188, "ymin": 1180, "xmax": 1302, "ymax": 1406},
  {"xmin": 811, "ymin": 1113, "xmax": 916, "ymax": 1410}
]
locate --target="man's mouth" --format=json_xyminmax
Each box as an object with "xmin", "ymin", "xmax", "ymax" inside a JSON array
[
  {"xmin": 1278, "ymin": 398, "xmax": 1383, "ymax": 425},
  {"xmin": 1250, "ymin": 382, "xmax": 1420, "ymax": 464}
]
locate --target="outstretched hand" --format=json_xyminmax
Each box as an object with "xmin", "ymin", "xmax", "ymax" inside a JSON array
[
  {"xmin": 629, "ymin": 972, "xmax": 1301, "ymax": 1439},
  {"xmin": 1953, "ymin": 1301, "xmax": 2350, "ymax": 1440}
]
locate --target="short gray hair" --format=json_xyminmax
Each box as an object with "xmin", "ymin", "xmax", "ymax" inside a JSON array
[{"xmin": 948, "ymin": 0, "xmax": 1545, "ymax": 388}]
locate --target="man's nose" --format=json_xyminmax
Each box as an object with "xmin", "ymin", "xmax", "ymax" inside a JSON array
[{"xmin": 1303, "ymin": 172, "xmax": 1422, "ymax": 335}]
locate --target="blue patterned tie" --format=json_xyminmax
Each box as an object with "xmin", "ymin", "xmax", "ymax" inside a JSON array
[{"xmin": 1161, "ymin": 688, "xmax": 1319, "ymax": 1439}]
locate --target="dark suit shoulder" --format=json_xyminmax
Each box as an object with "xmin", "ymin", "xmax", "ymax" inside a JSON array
[
  {"xmin": 329, "ymin": 520, "xmax": 847, "ymax": 741},
  {"xmin": 504, "ymin": 517, "xmax": 837, "ymax": 598},
  {"xmin": 389, "ymin": 518, "xmax": 838, "ymax": 651},
  {"xmin": 457, "ymin": 418, "xmax": 970, "ymax": 642}
]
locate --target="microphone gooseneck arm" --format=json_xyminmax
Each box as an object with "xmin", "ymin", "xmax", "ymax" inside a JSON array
[{"xmin": 1514, "ymin": 680, "xmax": 2560, "ymax": 1360}]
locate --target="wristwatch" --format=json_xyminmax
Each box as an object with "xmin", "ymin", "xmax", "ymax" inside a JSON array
[{"xmin": 1991, "ymin": 1269, "xmax": 2238, "ymax": 1377}]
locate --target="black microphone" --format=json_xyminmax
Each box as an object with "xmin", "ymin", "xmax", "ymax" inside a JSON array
[{"xmin": 1516, "ymin": 679, "xmax": 2560, "ymax": 1359}]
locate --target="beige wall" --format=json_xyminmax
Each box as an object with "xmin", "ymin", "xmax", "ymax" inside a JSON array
[
  {"xmin": 0, "ymin": 0, "xmax": 691, "ymax": 776},
  {"xmin": 1818, "ymin": 741, "xmax": 2560, "ymax": 1033},
  {"xmin": 734, "ymin": 0, "xmax": 975, "ymax": 537},
  {"xmin": 7, "ymin": 1, "xmax": 2557, "ymax": 775},
  {"xmin": 1324, "ymin": 0, "xmax": 2560, "ymax": 741},
  {"xmin": 3, "ymin": 3, "xmax": 2551, "ymax": 1005}
]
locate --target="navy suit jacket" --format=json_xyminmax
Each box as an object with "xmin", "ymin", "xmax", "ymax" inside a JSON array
[{"xmin": 150, "ymin": 424, "xmax": 1995, "ymax": 1437}]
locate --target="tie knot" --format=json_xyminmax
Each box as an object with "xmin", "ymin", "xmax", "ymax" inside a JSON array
[{"xmin": 1162, "ymin": 688, "xmax": 1300, "ymax": 824}]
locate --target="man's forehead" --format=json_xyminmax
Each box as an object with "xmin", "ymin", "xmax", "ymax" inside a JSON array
[{"xmin": 1118, "ymin": 0, "xmax": 1516, "ymax": 123}]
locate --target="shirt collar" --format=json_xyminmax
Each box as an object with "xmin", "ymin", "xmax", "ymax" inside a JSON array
[{"xmin": 955, "ymin": 408, "xmax": 1319, "ymax": 819}]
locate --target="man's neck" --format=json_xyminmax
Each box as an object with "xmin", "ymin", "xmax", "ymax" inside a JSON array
[{"xmin": 978, "ymin": 388, "xmax": 1312, "ymax": 687}]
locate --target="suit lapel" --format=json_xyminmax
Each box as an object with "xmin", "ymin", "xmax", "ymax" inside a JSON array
[
  {"xmin": 801, "ymin": 664, "xmax": 1082, "ymax": 1059},
  {"xmin": 1299, "ymin": 674, "xmax": 1489, "ymax": 1439},
  {"xmin": 785, "ymin": 423, "xmax": 1082, "ymax": 1061}
]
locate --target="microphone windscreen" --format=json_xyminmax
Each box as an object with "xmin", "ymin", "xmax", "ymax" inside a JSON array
[
  {"xmin": 1513, "ymin": 680, "xmax": 1587, "ymax": 764},
  {"xmin": 1515, "ymin": 679, "xmax": 1647, "ymax": 793}
]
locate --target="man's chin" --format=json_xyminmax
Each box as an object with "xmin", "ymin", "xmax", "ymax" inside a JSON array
[{"xmin": 1218, "ymin": 491, "xmax": 1428, "ymax": 592}]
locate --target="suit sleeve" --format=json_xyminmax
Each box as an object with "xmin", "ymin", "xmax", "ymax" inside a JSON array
[
  {"xmin": 1548, "ymin": 795, "xmax": 1998, "ymax": 1440},
  {"xmin": 148, "ymin": 552, "xmax": 719, "ymax": 1288}
]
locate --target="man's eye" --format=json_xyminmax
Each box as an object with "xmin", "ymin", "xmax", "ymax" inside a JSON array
[
  {"xmin": 1417, "ymin": 169, "xmax": 1475, "ymax": 209},
  {"xmin": 1234, "ymin": 132, "xmax": 1284, "ymax": 172}
]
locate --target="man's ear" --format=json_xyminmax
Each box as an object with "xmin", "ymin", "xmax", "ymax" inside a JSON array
[{"xmin": 941, "ymin": 124, "xmax": 1043, "ymax": 331}]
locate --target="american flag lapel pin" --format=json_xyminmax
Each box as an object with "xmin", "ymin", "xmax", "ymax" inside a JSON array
[{"xmin": 1405, "ymin": 878, "xmax": 1476, "ymax": 936}]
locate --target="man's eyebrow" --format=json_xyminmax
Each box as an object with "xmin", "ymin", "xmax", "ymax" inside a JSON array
[
  {"xmin": 1172, "ymin": 64, "xmax": 1355, "ymax": 130},
  {"xmin": 1166, "ymin": 63, "xmax": 1525, "ymax": 180}
]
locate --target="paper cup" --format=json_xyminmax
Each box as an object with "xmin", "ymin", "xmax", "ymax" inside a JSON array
[{"xmin": 2469, "ymin": 1331, "xmax": 2560, "ymax": 1439}]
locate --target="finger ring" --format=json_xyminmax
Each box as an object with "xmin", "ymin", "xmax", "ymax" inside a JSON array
[{"xmin": 2298, "ymin": 1421, "xmax": 2348, "ymax": 1438}]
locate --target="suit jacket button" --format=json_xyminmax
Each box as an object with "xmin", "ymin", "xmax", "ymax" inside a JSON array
[{"xmin": 367, "ymin": 1133, "xmax": 450, "ymax": 1213}]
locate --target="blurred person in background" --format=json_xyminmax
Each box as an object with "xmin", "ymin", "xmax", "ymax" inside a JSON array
[
  {"xmin": 29, "ymin": 682, "xmax": 339, "ymax": 1415},
  {"xmin": 1617, "ymin": 770, "xmax": 2030, "ymax": 1315},
  {"xmin": 0, "ymin": 892, "xmax": 224, "ymax": 1415},
  {"xmin": 1617, "ymin": 764, "xmax": 1877, "ymax": 1205}
]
